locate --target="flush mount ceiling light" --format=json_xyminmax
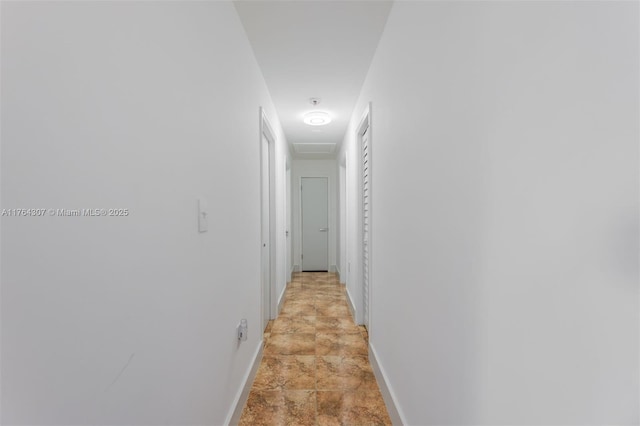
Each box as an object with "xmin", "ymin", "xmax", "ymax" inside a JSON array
[{"xmin": 304, "ymin": 111, "xmax": 332, "ymax": 126}]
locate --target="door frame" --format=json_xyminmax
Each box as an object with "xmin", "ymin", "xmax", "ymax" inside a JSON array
[
  {"xmin": 285, "ymin": 159, "xmax": 293, "ymax": 283},
  {"xmin": 300, "ymin": 176, "xmax": 330, "ymax": 272},
  {"xmin": 339, "ymin": 157, "xmax": 347, "ymax": 284},
  {"xmin": 297, "ymin": 173, "xmax": 333, "ymax": 273},
  {"xmin": 260, "ymin": 107, "xmax": 277, "ymax": 332},
  {"xmin": 357, "ymin": 103, "xmax": 372, "ymax": 329}
]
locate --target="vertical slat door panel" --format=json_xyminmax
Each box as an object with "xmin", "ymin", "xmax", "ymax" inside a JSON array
[{"xmin": 362, "ymin": 127, "xmax": 370, "ymax": 328}]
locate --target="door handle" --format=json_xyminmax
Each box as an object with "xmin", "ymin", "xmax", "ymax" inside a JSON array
[{"xmin": 319, "ymin": 228, "xmax": 328, "ymax": 232}]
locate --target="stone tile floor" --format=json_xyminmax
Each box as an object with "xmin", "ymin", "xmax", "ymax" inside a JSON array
[{"xmin": 238, "ymin": 272, "xmax": 391, "ymax": 426}]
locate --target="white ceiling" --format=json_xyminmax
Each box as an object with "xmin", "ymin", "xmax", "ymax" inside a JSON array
[{"xmin": 234, "ymin": 1, "xmax": 393, "ymax": 158}]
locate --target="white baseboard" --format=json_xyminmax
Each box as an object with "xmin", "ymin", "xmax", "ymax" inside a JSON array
[
  {"xmin": 225, "ymin": 342, "xmax": 263, "ymax": 426},
  {"xmin": 293, "ymin": 264, "xmax": 300, "ymax": 273},
  {"xmin": 345, "ymin": 287, "xmax": 356, "ymax": 321},
  {"xmin": 369, "ymin": 343, "xmax": 406, "ymax": 426},
  {"xmin": 329, "ymin": 264, "xmax": 337, "ymax": 273},
  {"xmin": 335, "ymin": 266, "xmax": 342, "ymax": 283},
  {"xmin": 277, "ymin": 285, "xmax": 287, "ymax": 314}
]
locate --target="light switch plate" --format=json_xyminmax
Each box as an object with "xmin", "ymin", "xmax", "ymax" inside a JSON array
[{"xmin": 198, "ymin": 197, "xmax": 208, "ymax": 233}]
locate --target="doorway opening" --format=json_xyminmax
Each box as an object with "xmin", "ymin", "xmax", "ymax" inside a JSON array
[
  {"xmin": 301, "ymin": 177, "xmax": 329, "ymax": 272},
  {"xmin": 260, "ymin": 107, "xmax": 276, "ymax": 333},
  {"xmin": 339, "ymin": 158, "xmax": 347, "ymax": 284},
  {"xmin": 286, "ymin": 162, "xmax": 293, "ymax": 282}
]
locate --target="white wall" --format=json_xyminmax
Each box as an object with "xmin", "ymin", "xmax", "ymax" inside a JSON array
[
  {"xmin": 1, "ymin": 2, "xmax": 289, "ymax": 424},
  {"xmin": 340, "ymin": 1, "xmax": 639, "ymax": 424},
  {"xmin": 292, "ymin": 159, "xmax": 338, "ymax": 273}
]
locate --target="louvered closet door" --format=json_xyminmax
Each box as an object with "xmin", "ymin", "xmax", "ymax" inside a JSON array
[{"xmin": 362, "ymin": 127, "xmax": 370, "ymax": 328}]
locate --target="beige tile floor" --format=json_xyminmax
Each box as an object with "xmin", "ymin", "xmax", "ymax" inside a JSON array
[{"xmin": 239, "ymin": 272, "xmax": 392, "ymax": 426}]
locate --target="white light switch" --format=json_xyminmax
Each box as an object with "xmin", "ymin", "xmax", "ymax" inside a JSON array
[{"xmin": 198, "ymin": 197, "xmax": 208, "ymax": 233}]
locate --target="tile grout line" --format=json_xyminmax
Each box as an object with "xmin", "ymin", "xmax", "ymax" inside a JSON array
[{"xmin": 240, "ymin": 272, "xmax": 391, "ymax": 425}]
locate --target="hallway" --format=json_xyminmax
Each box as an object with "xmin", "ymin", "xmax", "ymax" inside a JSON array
[
  {"xmin": 2, "ymin": 1, "xmax": 638, "ymax": 424},
  {"xmin": 239, "ymin": 273, "xmax": 391, "ymax": 425}
]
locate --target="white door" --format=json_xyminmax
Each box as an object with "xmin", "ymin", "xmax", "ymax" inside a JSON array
[
  {"xmin": 261, "ymin": 134, "xmax": 271, "ymax": 330},
  {"xmin": 362, "ymin": 127, "xmax": 370, "ymax": 328},
  {"xmin": 301, "ymin": 177, "xmax": 329, "ymax": 271},
  {"xmin": 286, "ymin": 166, "xmax": 292, "ymax": 281},
  {"xmin": 339, "ymin": 163, "xmax": 346, "ymax": 282}
]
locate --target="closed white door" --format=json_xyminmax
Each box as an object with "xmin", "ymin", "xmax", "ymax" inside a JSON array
[
  {"xmin": 362, "ymin": 127, "xmax": 370, "ymax": 328},
  {"xmin": 261, "ymin": 134, "xmax": 271, "ymax": 330},
  {"xmin": 301, "ymin": 177, "xmax": 329, "ymax": 271}
]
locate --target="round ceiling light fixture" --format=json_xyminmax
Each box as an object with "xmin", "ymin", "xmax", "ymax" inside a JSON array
[{"xmin": 303, "ymin": 111, "xmax": 332, "ymax": 126}]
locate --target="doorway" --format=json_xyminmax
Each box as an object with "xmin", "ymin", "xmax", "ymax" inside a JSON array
[
  {"xmin": 286, "ymin": 163, "xmax": 292, "ymax": 281},
  {"xmin": 301, "ymin": 177, "xmax": 329, "ymax": 272},
  {"xmin": 260, "ymin": 108, "xmax": 276, "ymax": 333},
  {"xmin": 339, "ymin": 159, "xmax": 347, "ymax": 283}
]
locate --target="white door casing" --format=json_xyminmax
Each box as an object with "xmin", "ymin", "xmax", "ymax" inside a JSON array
[{"xmin": 301, "ymin": 177, "xmax": 329, "ymax": 271}]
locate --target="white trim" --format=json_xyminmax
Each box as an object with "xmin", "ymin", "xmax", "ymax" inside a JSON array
[
  {"xmin": 346, "ymin": 286, "xmax": 357, "ymax": 320},
  {"xmin": 225, "ymin": 342, "xmax": 264, "ymax": 426},
  {"xmin": 277, "ymin": 285, "xmax": 286, "ymax": 315},
  {"xmin": 369, "ymin": 343, "xmax": 406, "ymax": 426}
]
